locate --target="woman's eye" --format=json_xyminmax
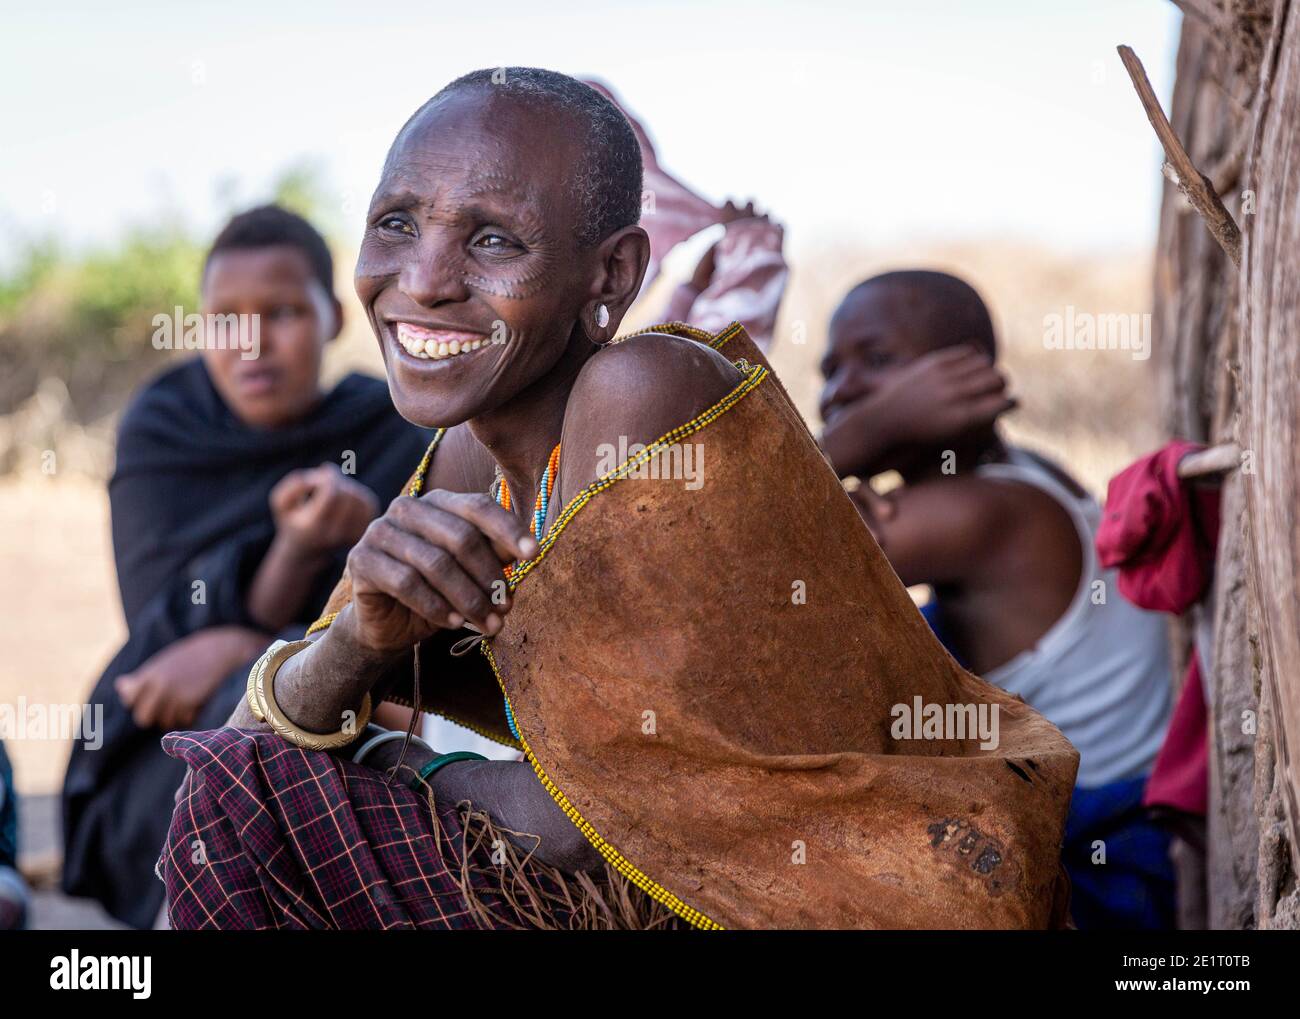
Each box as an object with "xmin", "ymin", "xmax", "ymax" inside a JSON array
[
  {"xmin": 473, "ymin": 232, "xmax": 517, "ymax": 252},
  {"xmin": 379, "ymin": 216, "xmax": 413, "ymax": 235}
]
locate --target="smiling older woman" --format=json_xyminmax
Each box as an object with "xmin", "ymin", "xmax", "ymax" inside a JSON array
[{"xmin": 159, "ymin": 68, "xmax": 1079, "ymax": 930}]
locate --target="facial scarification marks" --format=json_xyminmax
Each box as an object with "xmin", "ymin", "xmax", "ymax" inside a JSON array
[
  {"xmin": 464, "ymin": 264, "xmax": 550, "ymax": 300},
  {"xmin": 926, "ymin": 817, "xmax": 1010, "ymax": 894}
]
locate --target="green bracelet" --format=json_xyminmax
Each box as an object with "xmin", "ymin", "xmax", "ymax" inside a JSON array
[{"xmin": 412, "ymin": 750, "xmax": 487, "ymax": 789}]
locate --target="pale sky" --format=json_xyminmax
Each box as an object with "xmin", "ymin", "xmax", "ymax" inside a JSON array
[{"xmin": 0, "ymin": 0, "xmax": 1181, "ymax": 266}]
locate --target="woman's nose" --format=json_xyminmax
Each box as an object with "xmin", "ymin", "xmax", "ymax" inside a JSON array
[{"xmin": 399, "ymin": 237, "xmax": 471, "ymax": 307}]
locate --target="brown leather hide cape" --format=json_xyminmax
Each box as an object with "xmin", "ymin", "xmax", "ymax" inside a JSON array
[{"xmin": 310, "ymin": 322, "xmax": 1079, "ymax": 929}]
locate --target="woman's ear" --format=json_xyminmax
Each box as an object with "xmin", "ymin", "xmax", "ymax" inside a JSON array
[
  {"xmin": 326, "ymin": 296, "xmax": 344, "ymax": 342},
  {"xmin": 585, "ymin": 225, "xmax": 650, "ymax": 343}
]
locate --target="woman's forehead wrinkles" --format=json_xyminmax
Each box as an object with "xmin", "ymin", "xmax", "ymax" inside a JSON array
[
  {"xmin": 374, "ymin": 160, "xmax": 544, "ymax": 209},
  {"xmin": 459, "ymin": 165, "xmax": 543, "ymax": 204}
]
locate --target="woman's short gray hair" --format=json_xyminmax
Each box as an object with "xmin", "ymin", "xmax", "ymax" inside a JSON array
[{"xmin": 429, "ymin": 67, "xmax": 643, "ymax": 248}]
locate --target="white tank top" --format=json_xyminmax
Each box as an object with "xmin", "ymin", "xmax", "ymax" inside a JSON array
[{"xmin": 976, "ymin": 449, "xmax": 1171, "ymax": 788}]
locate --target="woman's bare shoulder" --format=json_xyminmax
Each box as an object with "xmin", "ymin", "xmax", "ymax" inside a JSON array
[
  {"xmin": 558, "ymin": 332, "xmax": 742, "ymax": 494},
  {"xmin": 573, "ymin": 331, "xmax": 741, "ymax": 426}
]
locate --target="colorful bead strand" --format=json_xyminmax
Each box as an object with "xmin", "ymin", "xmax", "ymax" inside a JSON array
[{"xmin": 495, "ymin": 442, "xmax": 560, "ymax": 578}]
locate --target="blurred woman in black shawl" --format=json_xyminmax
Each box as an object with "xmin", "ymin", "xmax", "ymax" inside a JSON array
[{"xmin": 62, "ymin": 206, "xmax": 430, "ymax": 927}]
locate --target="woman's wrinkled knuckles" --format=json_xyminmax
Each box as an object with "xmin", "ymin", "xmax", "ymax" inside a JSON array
[
  {"xmin": 391, "ymin": 562, "xmax": 426, "ymax": 601},
  {"xmin": 344, "ymin": 541, "xmax": 372, "ymax": 577},
  {"xmin": 439, "ymin": 516, "xmax": 479, "ymax": 558},
  {"xmin": 386, "ymin": 493, "xmax": 424, "ymax": 523},
  {"xmin": 460, "ymin": 588, "xmax": 492, "ymax": 622},
  {"xmin": 365, "ymin": 516, "xmax": 401, "ymax": 549}
]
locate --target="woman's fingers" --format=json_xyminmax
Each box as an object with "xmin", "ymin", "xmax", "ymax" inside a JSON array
[
  {"xmin": 367, "ymin": 516, "xmax": 500, "ymax": 630},
  {"xmin": 854, "ymin": 482, "xmax": 896, "ymax": 522},
  {"xmin": 972, "ymin": 392, "xmax": 1019, "ymax": 420},
  {"xmin": 129, "ymin": 676, "xmax": 164, "ymax": 729},
  {"xmin": 347, "ymin": 487, "xmax": 541, "ymax": 646},
  {"xmin": 114, "ymin": 672, "xmax": 141, "ymax": 707},
  {"xmin": 349, "ymin": 542, "xmax": 460, "ymax": 631},
  {"xmin": 388, "ymin": 497, "xmax": 513, "ymax": 601},
  {"xmin": 423, "ymin": 490, "xmax": 539, "ymax": 562}
]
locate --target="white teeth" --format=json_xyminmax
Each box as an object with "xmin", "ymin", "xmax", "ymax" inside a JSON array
[{"xmin": 395, "ymin": 323, "xmax": 486, "ymax": 361}]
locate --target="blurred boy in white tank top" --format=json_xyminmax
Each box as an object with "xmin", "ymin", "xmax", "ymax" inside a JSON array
[{"xmin": 818, "ymin": 270, "xmax": 1172, "ymax": 929}]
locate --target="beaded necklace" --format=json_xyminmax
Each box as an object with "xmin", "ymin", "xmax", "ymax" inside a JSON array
[{"xmin": 495, "ymin": 442, "xmax": 561, "ymax": 578}]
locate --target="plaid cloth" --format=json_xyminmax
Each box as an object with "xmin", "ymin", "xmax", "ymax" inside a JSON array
[{"xmin": 160, "ymin": 726, "xmax": 570, "ymax": 929}]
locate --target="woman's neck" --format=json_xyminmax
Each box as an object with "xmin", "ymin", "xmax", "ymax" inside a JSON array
[{"xmin": 468, "ymin": 331, "xmax": 595, "ymax": 511}]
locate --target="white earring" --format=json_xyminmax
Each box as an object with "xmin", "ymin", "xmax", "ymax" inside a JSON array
[{"xmin": 595, "ymin": 303, "xmax": 610, "ymax": 328}]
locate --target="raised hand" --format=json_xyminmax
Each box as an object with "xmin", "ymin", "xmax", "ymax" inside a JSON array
[
  {"xmin": 270, "ymin": 463, "xmax": 380, "ymax": 558},
  {"xmin": 345, "ymin": 490, "xmax": 538, "ymax": 655},
  {"xmin": 821, "ymin": 347, "xmax": 1015, "ymax": 478}
]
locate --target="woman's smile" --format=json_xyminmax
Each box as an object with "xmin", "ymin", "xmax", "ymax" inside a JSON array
[
  {"xmin": 385, "ymin": 321, "xmax": 499, "ymax": 377},
  {"xmin": 392, "ymin": 320, "xmax": 493, "ymax": 361}
]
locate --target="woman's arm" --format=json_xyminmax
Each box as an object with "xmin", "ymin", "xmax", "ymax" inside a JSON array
[
  {"xmin": 362, "ymin": 737, "xmax": 603, "ymax": 873},
  {"xmin": 246, "ymin": 464, "xmax": 380, "ymax": 632},
  {"xmin": 226, "ymin": 483, "xmax": 538, "ymax": 735}
]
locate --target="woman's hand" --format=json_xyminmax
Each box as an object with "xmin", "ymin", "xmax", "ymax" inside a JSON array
[
  {"xmin": 686, "ymin": 200, "xmax": 768, "ymax": 293},
  {"xmin": 248, "ymin": 465, "xmax": 382, "ymax": 631},
  {"xmin": 345, "ymin": 490, "xmax": 538, "ymax": 655},
  {"xmin": 116, "ymin": 626, "xmax": 270, "ymax": 731},
  {"xmin": 270, "ymin": 463, "xmax": 380, "ymax": 559},
  {"xmin": 224, "ymin": 490, "xmax": 537, "ymax": 738}
]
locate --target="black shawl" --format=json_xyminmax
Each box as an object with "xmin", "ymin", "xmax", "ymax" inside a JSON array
[{"xmin": 61, "ymin": 358, "xmax": 429, "ymax": 927}]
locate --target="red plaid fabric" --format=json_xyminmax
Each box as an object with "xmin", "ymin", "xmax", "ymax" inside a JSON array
[{"xmin": 159, "ymin": 727, "xmax": 562, "ymax": 929}]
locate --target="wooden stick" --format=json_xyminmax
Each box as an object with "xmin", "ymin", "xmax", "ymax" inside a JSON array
[
  {"xmin": 1118, "ymin": 44, "xmax": 1243, "ymax": 267},
  {"xmin": 1177, "ymin": 442, "xmax": 1242, "ymax": 478}
]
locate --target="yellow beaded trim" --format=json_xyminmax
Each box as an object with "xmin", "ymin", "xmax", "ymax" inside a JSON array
[
  {"xmin": 482, "ymin": 642, "xmax": 723, "ymax": 930},
  {"xmin": 615, "ymin": 319, "xmax": 745, "ymax": 350},
  {"xmin": 706, "ymin": 321, "xmax": 746, "ymax": 350},
  {"xmin": 304, "ymin": 611, "xmax": 338, "ymax": 637},
  {"xmin": 379, "ymin": 687, "xmax": 520, "ymax": 750},
  {"xmin": 404, "ymin": 427, "xmax": 446, "ymax": 497},
  {"xmin": 478, "ymin": 357, "xmax": 771, "ymax": 930},
  {"xmin": 616, "ymin": 320, "xmax": 716, "ymax": 344},
  {"xmin": 501, "ymin": 359, "xmax": 768, "ymax": 591}
]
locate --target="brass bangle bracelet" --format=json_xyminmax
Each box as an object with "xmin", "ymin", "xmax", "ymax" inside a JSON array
[
  {"xmin": 244, "ymin": 639, "xmax": 295, "ymax": 724},
  {"xmin": 249, "ymin": 638, "xmax": 372, "ymax": 752},
  {"xmin": 245, "ymin": 650, "xmax": 267, "ymax": 723}
]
